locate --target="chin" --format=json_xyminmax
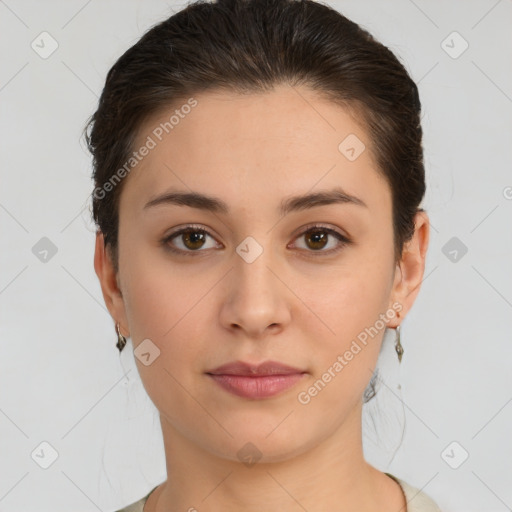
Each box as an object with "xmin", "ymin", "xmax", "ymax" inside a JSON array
[{"xmin": 200, "ymin": 426, "xmax": 316, "ymax": 466}]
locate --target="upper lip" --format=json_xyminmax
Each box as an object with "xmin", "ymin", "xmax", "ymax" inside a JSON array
[{"xmin": 206, "ymin": 360, "xmax": 306, "ymax": 376}]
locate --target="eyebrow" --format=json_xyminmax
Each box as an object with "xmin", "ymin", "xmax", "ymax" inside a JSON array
[{"xmin": 143, "ymin": 186, "xmax": 367, "ymax": 216}]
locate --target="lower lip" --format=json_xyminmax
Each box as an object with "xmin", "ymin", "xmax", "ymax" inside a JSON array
[{"xmin": 207, "ymin": 373, "xmax": 306, "ymax": 399}]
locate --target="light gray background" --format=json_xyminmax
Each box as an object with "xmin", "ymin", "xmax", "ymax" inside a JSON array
[{"xmin": 1, "ymin": 1, "xmax": 511, "ymax": 511}]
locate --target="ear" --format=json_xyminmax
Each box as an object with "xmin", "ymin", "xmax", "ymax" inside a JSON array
[
  {"xmin": 94, "ymin": 231, "xmax": 130, "ymax": 337},
  {"xmin": 387, "ymin": 211, "xmax": 430, "ymax": 327}
]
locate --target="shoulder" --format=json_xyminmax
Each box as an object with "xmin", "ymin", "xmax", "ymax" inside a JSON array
[
  {"xmin": 115, "ymin": 486, "xmax": 158, "ymax": 512},
  {"xmin": 386, "ymin": 473, "xmax": 443, "ymax": 512}
]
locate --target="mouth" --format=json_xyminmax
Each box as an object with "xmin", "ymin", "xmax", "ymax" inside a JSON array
[
  {"xmin": 206, "ymin": 373, "xmax": 306, "ymax": 399},
  {"xmin": 205, "ymin": 360, "xmax": 307, "ymax": 399}
]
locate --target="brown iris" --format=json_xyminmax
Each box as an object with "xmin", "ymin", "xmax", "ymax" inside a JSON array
[
  {"xmin": 181, "ymin": 230, "xmax": 207, "ymax": 250},
  {"xmin": 304, "ymin": 229, "xmax": 328, "ymax": 250}
]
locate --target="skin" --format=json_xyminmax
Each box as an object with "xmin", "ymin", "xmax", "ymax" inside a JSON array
[{"xmin": 94, "ymin": 83, "xmax": 429, "ymax": 512}]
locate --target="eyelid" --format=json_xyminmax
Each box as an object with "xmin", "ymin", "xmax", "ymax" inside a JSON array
[
  {"xmin": 162, "ymin": 224, "xmax": 221, "ymax": 256},
  {"xmin": 161, "ymin": 222, "xmax": 351, "ymax": 256},
  {"xmin": 287, "ymin": 223, "xmax": 351, "ymax": 255},
  {"xmin": 289, "ymin": 222, "xmax": 349, "ymax": 242}
]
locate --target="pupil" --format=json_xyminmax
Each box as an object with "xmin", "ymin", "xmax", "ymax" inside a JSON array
[
  {"xmin": 308, "ymin": 230, "xmax": 327, "ymax": 249},
  {"xmin": 185, "ymin": 231, "xmax": 204, "ymax": 249}
]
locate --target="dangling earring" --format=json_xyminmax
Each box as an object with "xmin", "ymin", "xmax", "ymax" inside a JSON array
[
  {"xmin": 115, "ymin": 322, "xmax": 127, "ymax": 352},
  {"xmin": 394, "ymin": 324, "xmax": 404, "ymax": 364}
]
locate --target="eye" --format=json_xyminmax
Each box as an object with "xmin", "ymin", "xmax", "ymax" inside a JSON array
[
  {"xmin": 162, "ymin": 225, "xmax": 220, "ymax": 256},
  {"xmin": 290, "ymin": 224, "xmax": 351, "ymax": 255},
  {"xmin": 161, "ymin": 223, "xmax": 351, "ymax": 257}
]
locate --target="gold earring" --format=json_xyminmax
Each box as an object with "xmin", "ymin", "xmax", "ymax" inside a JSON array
[
  {"xmin": 115, "ymin": 322, "xmax": 127, "ymax": 352},
  {"xmin": 394, "ymin": 324, "xmax": 403, "ymax": 363}
]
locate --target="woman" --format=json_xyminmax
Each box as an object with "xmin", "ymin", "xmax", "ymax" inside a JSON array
[{"xmin": 88, "ymin": 0, "xmax": 441, "ymax": 510}]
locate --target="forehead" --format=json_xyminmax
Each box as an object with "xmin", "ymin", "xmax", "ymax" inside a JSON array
[{"xmin": 120, "ymin": 84, "xmax": 390, "ymax": 217}]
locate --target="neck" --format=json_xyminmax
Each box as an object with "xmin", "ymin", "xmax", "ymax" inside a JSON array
[{"xmin": 147, "ymin": 401, "xmax": 405, "ymax": 512}]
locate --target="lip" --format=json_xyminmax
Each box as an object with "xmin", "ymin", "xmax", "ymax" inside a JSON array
[
  {"xmin": 206, "ymin": 360, "xmax": 306, "ymax": 376},
  {"xmin": 205, "ymin": 360, "xmax": 307, "ymax": 400},
  {"xmin": 207, "ymin": 373, "xmax": 306, "ymax": 399}
]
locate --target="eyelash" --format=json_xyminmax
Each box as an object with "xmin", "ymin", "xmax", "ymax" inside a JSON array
[{"xmin": 161, "ymin": 223, "xmax": 351, "ymax": 258}]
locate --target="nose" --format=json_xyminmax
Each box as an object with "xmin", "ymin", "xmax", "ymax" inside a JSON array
[{"xmin": 219, "ymin": 241, "xmax": 292, "ymax": 339}]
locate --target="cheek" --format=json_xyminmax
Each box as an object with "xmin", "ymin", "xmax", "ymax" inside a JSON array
[
  {"xmin": 121, "ymin": 246, "xmax": 204, "ymax": 340},
  {"xmin": 121, "ymin": 260, "xmax": 210, "ymax": 414},
  {"xmin": 303, "ymin": 258, "xmax": 392, "ymax": 341},
  {"xmin": 295, "ymin": 295, "xmax": 386, "ymax": 418},
  {"xmin": 121, "ymin": 252, "xmax": 216, "ymax": 382},
  {"xmin": 296, "ymin": 253, "xmax": 393, "ymax": 391}
]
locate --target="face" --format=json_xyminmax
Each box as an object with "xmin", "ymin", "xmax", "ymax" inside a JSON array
[{"xmin": 95, "ymin": 83, "xmax": 427, "ymax": 463}]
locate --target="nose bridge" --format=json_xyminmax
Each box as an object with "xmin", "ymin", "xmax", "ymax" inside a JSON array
[
  {"xmin": 220, "ymin": 232, "xmax": 290, "ymax": 335},
  {"xmin": 234, "ymin": 233, "xmax": 277, "ymax": 302}
]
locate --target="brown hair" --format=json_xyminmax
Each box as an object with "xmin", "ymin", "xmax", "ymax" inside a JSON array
[{"xmin": 85, "ymin": 0, "xmax": 426, "ymax": 392}]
